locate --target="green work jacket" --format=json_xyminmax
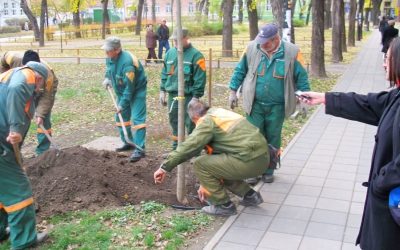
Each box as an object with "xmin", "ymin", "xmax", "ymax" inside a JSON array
[
  {"xmin": 0, "ymin": 67, "xmax": 37, "ymax": 152},
  {"xmin": 105, "ymin": 50, "xmax": 147, "ymax": 110},
  {"xmin": 0, "ymin": 52, "xmax": 58, "ymax": 118},
  {"xmin": 160, "ymin": 44, "xmax": 206, "ymax": 98},
  {"xmin": 229, "ymin": 42, "xmax": 309, "ymax": 105},
  {"xmin": 161, "ymin": 108, "xmax": 268, "ymax": 172}
]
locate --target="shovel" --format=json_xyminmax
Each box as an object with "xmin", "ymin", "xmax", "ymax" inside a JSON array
[
  {"xmin": 39, "ymin": 124, "xmax": 61, "ymax": 154},
  {"xmin": 106, "ymin": 86, "xmax": 143, "ymax": 151},
  {"xmin": 12, "ymin": 143, "xmax": 23, "ymax": 167}
]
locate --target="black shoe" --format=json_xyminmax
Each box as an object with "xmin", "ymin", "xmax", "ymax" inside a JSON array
[
  {"xmin": 245, "ymin": 177, "xmax": 260, "ymax": 185},
  {"xmin": 115, "ymin": 144, "xmax": 134, "ymax": 152},
  {"xmin": 129, "ymin": 149, "xmax": 145, "ymax": 162},
  {"xmin": 0, "ymin": 227, "xmax": 9, "ymax": 242},
  {"xmin": 261, "ymin": 174, "xmax": 274, "ymax": 183},
  {"xmin": 201, "ymin": 203, "xmax": 237, "ymax": 216},
  {"xmin": 240, "ymin": 191, "xmax": 264, "ymax": 207}
]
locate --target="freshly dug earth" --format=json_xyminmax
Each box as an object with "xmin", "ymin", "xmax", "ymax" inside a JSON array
[{"xmin": 25, "ymin": 146, "xmax": 200, "ymax": 220}]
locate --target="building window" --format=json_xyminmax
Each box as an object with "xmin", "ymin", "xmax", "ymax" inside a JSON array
[
  {"xmin": 12, "ymin": 9, "xmax": 16, "ymax": 15},
  {"xmin": 189, "ymin": 2, "xmax": 194, "ymax": 13},
  {"xmin": 4, "ymin": 9, "xmax": 8, "ymax": 16},
  {"xmin": 4, "ymin": 2, "xmax": 8, "ymax": 8},
  {"xmin": 12, "ymin": 2, "xmax": 16, "ymax": 8},
  {"xmin": 166, "ymin": 3, "xmax": 171, "ymax": 13},
  {"xmin": 155, "ymin": 4, "xmax": 160, "ymax": 13}
]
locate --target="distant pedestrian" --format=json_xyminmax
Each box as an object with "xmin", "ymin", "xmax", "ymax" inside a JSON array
[
  {"xmin": 157, "ymin": 19, "xmax": 170, "ymax": 60},
  {"xmin": 381, "ymin": 20, "xmax": 398, "ymax": 57},
  {"xmin": 24, "ymin": 21, "xmax": 29, "ymax": 31},
  {"xmin": 379, "ymin": 16, "xmax": 388, "ymax": 37},
  {"xmin": 145, "ymin": 24, "xmax": 158, "ymax": 63}
]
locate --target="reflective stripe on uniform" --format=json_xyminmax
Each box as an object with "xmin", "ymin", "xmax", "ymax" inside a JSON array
[
  {"xmin": 20, "ymin": 68, "xmax": 36, "ymax": 85},
  {"xmin": 3, "ymin": 197, "xmax": 34, "ymax": 213},
  {"xmin": 24, "ymin": 98, "xmax": 33, "ymax": 119},
  {"xmin": 132, "ymin": 124, "xmax": 146, "ymax": 130},
  {"xmin": 116, "ymin": 121, "xmax": 132, "ymax": 127},
  {"xmin": 0, "ymin": 70, "xmax": 14, "ymax": 83},
  {"xmin": 37, "ymin": 127, "xmax": 52, "ymax": 134}
]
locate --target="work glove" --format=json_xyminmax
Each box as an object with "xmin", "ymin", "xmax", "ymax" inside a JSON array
[
  {"xmin": 159, "ymin": 91, "xmax": 167, "ymax": 106},
  {"xmin": 102, "ymin": 78, "xmax": 112, "ymax": 89},
  {"xmin": 188, "ymin": 97, "xmax": 199, "ymax": 107},
  {"xmin": 228, "ymin": 90, "xmax": 238, "ymax": 110}
]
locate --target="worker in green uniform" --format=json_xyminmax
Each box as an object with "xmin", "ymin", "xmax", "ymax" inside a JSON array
[
  {"xmin": 0, "ymin": 61, "xmax": 49, "ymax": 249},
  {"xmin": 229, "ymin": 23, "xmax": 310, "ymax": 183},
  {"xmin": 0, "ymin": 50, "xmax": 58, "ymax": 155},
  {"xmin": 154, "ymin": 101, "xmax": 269, "ymax": 216},
  {"xmin": 102, "ymin": 37, "xmax": 147, "ymax": 162},
  {"xmin": 159, "ymin": 28, "xmax": 206, "ymax": 150}
]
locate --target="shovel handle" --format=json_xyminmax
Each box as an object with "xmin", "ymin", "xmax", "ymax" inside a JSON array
[
  {"xmin": 106, "ymin": 87, "xmax": 143, "ymax": 151},
  {"xmin": 39, "ymin": 124, "xmax": 59, "ymax": 150},
  {"xmin": 12, "ymin": 143, "xmax": 23, "ymax": 167}
]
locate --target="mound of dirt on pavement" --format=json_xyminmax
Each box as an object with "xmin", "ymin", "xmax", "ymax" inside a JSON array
[{"xmin": 25, "ymin": 146, "xmax": 200, "ymax": 220}]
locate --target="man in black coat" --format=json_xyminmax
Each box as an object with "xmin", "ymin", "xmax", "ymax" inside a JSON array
[
  {"xmin": 300, "ymin": 37, "xmax": 400, "ymax": 250},
  {"xmin": 381, "ymin": 20, "xmax": 398, "ymax": 55}
]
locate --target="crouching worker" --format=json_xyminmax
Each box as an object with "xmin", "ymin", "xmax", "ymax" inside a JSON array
[
  {"xmin": 0, "ymin": 62, "xmax": 49, "ymax": 249},
  {"xmin": 154, "ymin": 100, "xmax": 270, "ymax": 216}
]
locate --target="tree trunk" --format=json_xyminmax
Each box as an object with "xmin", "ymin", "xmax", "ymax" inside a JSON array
[
  {"xmin": 72, "ymin": 0, "xmax": 81, "ymax": 39},
  {"xmin": 271, "ymin": 0, "xmax": 284, "ymax": 35},
  {"xmin": 332, "ymin": 0, "xmax": 343, "ymax": 62},
  {"xmin": 39, "ymin": 0, "xmax": 46, "ymax": 46},
  {"xmin": 135, "ymin": 0, "xmax": 144, "ymax": 35},
  {"xmin": 222, "ymin": 0, "xmax": 233, "ymax": 57},
  {"xmin": 291, "ymin": 0, "xmax": 297, "ymax": 43},
  {"xmin": 101, "ymin": 0, "xmax": 110, "ymax": 39},
  {"xmin": 324, "ymin": 0, "xmax": 332, "ymax": 29},
  {"xmin": 371, "ymin": 0, "xmax": 383, "ymax": 26},
  {"xmin": 238, "ymin": 0, "xmax": 243, "ymax": 24},
  {"xmin": 152, "ymin": 0, "xmax": 156, "ymax": 23},
  {"xmin": 306, "ymin": 2, "xmax": 312, "ymax": 25},
  {"xmin": 340, "ymin": 0, "xmax": 347, "ymax": 52},
  {"xmin": 365, "ymin": 8, "xmax": 370, "ymax": 31},
  {"xmin": 357, "ymin": 0, "xmax": 365, "ymax": 40},
  {"xmin": 311, "ymin": 0, "xmax": 326, "ymax": 77},
  {"xmin": 348, "ymin": 0, "xmax": 356, "ymax": 46},
  {"xmin": 247, "ymin": 0, "xmax": 258, "ymax": 40},
  {"xmin": 204, "ymin": 0, "xmax": 210, "ymax": 17},
  {"xmin": 21, "ymin": 0, "xmax": 40, "ymax": 41}
]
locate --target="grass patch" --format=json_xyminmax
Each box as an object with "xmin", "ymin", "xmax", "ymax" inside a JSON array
[{"xmin": 0, "ymin": 202, "xmax": 213, "ymax": 249}]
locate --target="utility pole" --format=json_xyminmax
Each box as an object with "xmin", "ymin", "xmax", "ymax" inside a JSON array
[{"xmin": 175, "ymin": 0, "xmax": 187, "ymax": 204}]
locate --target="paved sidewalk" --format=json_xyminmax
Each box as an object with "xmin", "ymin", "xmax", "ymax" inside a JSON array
[{"xmin": 205, "ymin": 30, "xmax": 386, "ymax": 250}]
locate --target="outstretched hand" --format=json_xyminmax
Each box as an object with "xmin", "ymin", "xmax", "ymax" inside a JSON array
[{"xmin": 298, "ymin": 91, "xmax": 326, "ymax": 105}]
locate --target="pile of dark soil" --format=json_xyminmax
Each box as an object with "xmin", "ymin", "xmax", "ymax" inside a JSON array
[{"xmin": 25, "ymin": 146, "xmax": 199, "ymax": 220}]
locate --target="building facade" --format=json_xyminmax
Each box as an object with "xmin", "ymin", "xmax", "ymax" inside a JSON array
[{"xmin": 0, "ymin": 0, "xmax": 25, "ymax": 26}]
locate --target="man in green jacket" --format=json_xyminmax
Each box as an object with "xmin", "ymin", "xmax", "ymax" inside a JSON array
[
  {"xmin": 0, "ymin": 62, "xmax": 49, "ymax": 249},
  {"xmin": 159, "ymin": 28, "xmax": 206, "ymax": 150},
  {"xmin": 0, "ymin": 50, "xmax": 59, "ymax": 155},
  {"xmin": 154, "ymin": 101, "xmax": 269, "ymax": 216},
  {"xmin": 229, "ymin": 23, "xmax": 310, "ymax": 183},
  {"xmin": 102, "ymin": 37, "xmax": 147, "ymax": 162}
]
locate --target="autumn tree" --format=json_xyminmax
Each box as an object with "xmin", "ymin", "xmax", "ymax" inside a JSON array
[
  {"xmin": 324, "ymin": 0, "xmax": 332, "ymax": 29},
  {"xmin": 340, "ymin": 0, "xmax": 347, "ymax": 52},
  {"xmin": 39, "ymin": 0, "xmax": 47, "ymax": 46},
  {"xmin": 371, "ymin": 0, "xmax": 383, "ymax": 25},
  {"xmin": 311, "ymin": 0, "xmax": 326, "ymax": 77},
  {"xmin": 222, "ymin": 0, "xmax": 233, "ymax": 57},
  {"xmin": 135, "ymin": 0, "xmax": 144, "ymax": 35},
  {"xmin": 21, "ymin": 0, "xmax": 40, "ymax": 41},
  {"xmin": 238, "ymin": 0, "xmax": 243, "ymax": 24},
  {"xmin": 247, "ymin": 0, "xmax": 258, "ymax": 40},
  {"xmin": 348, "ymin": 0, "xmax": 357, "ymax": 46},
  {"xmin": 270, "ymin": 0, "xmax": 284, "ymax": 35},
  {"xmin": 101, "ymin": 0, "xmax": 110, "ymax": 39},
  {"xmin": 332, "ymin": 0, "xmax": 343, "ymax": 62}
]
